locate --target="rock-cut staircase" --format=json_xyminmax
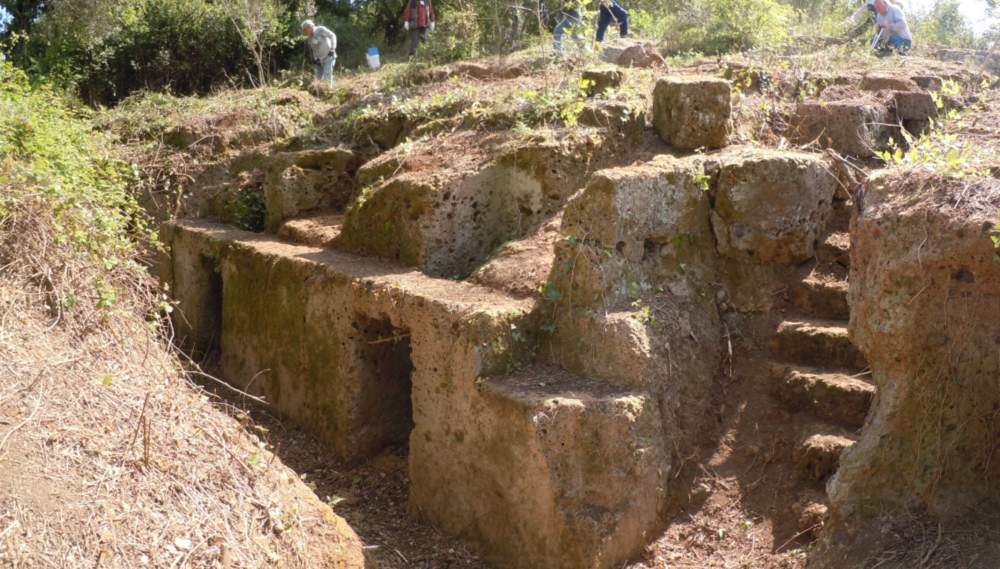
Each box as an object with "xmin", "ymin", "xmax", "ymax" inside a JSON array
[{"xmin": 768, "ymin": 198, "xmax": 875, "ymax": 517}]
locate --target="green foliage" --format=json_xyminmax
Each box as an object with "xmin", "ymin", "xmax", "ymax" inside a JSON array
[
  {"xmin": 513, "ymin": 77, "xmax": 591, "ymax": 127},
  {"xmin": 877, "ymin": 120, "xmax": 988, "ymax": 179},
  {"xmin": 22, "ymin": 0, "xmax": 295, "ymax": 104},
  {"xmin": 233, "ymin": 186, "xmax": 267, "ymax": 231},
  {"xmin": 661, "ymin": 0, "xmax": 795, "ymax": 54},
  {"xmin": 912, "ymin": 0, "xmax": 975, "ymax": 48},
  {"xmin": 413, "ymin": 6, "xmax": 484, "ymax": 63},
  {"xmin": 0, "ymin": 61, "xmax": 153, "ymax": 315}
]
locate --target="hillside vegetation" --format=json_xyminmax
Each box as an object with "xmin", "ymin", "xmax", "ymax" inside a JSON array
[
  {"xmin": 1, "ymin": 0, "xmax": 995, "ymax": 103},
  {"xmin": 0, "ymin": 59, "xmax": 368, "ymax": 569}
]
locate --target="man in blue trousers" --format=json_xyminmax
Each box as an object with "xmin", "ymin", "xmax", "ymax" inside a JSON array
[
  {"xmin": 553, "ymin": 2, "xmax": 584, "ymax": 50},
  {"xmin": 596, "ymin": 0, "xmax": 628, "ymax": 42}
]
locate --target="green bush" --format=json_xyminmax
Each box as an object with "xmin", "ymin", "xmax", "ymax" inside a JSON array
[
  {"xmin": 662, "ymin": 0, "xmax": 795, "ymax": 54},
  {"xmin": 912, "ymin": 0, "xmax": 975, "ymax": 47},
  {"xmin": 0, "ymin": 60, "xmax": 153, "ymax": 319},
  {"xmin": 25, "ymin": 0, "xmax": 295, "ymax": 104},
  {"xmin": 415, "ymin": 6, "xmax": 485, "ymax": 63}
]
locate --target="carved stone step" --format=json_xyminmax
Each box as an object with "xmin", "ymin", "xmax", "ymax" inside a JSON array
[
  {"xmin": 770, "ymin": 364, "xmax": 875, "ymax": 428},
  {"xmin": 791, "ymin": 276, "xmax": 849, "ymax": 321},
  {"xmin": 796, "ymin": 431, "xmax": 856, "ymax": 481},
  {"xmin": 773, "ymin": 319, "xmax": 867, "ymax": 370}
]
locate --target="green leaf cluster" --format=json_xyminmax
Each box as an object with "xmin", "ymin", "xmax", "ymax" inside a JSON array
[{"xmin": 0, "ymin": 60, "xmax": 154, "ymax": 312}]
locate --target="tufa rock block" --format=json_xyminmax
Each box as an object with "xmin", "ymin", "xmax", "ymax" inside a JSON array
[
  {"xmin": 556, "ymin": 155, "xmax": 715, "ymax": 307},
  {"xmin": 652, "ymin": 76, "xmax": 732, "ymax": 150},
  {"xmin": 859, "ymin": 74, "xmax": 919, "ymax": 92},
  {"xmin": 893, "ymin": 90, "xmax": 938, "ymax": 121},
  {"xmin": 581, "ymin": 68, "xmax": 624, "ymax": 96},
  {"xmin": 415, "ymin": 364, "xmax": 668, "ymax": 569},
  {"xmin": 790, "ymin": 100, "xmax": 891, "ymax": 158},
  {"xmin": 616, "ymin": 44, "xmax": 665, "ymax": 68},
  {"xmin": 708, "ymin": 147, "xmax": 837, "ymax": 265},
  {"xmin": 262, "ymin": 147, "xmax": 357, "ymax": 232},
  {"xmin": 831, "ymin": 171, "xmax": 1000, "ymax": 521}
]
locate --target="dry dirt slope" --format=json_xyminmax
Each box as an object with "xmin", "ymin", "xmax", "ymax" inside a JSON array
[{"xmin": 0, "ymin": 281, "xmax": 368, "ymax": 569}]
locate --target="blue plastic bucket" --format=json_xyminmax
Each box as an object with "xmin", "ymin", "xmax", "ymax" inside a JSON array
[{"xmin": 366, "ymin": 47, "xmax": 381, "ymax": 69}]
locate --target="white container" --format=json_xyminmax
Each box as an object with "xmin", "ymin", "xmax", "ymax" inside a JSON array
[{"xmin": 366, "ymin": 47, "xmax": 381, "ymax": 70}]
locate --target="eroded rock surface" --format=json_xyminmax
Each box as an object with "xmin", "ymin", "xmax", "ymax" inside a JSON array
[
  {"xmin": 830, "ymin": 171, "xmax": 1000, "ymax": 521},
  {"xmin": 708, "ymin": 146, "xmax": 837, "ymax": 265},
  {"xmin": 652, "ymin": 76, "xmax": 732, "ymax": 150}
]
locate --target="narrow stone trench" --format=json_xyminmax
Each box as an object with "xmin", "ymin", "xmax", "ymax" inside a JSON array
[{"xmin": 196, "ymin": 360, "xmax": 490, "ymax": 569}]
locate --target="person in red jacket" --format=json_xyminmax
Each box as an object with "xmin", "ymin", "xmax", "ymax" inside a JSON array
[{"xmin": 403, "ymin": 0, "xmax": 436, "ymax": 56}]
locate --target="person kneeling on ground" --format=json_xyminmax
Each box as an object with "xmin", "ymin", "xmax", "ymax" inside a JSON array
[
  {"xmin": 596, "ymin": 0, "xmax": 628, "ymax": 42},
  {"xmin": 302, "ymin": 20, "xmax": 337, "ymax": 84},
  {"xmin": 403, "ymin": 0, "xmax": 436, "ymax": 56},
  {"xmin": 553, "ymin": 1, "xmax": 585, "ymax": 51},
  {"xmin": 873, "ymin": 0, "xmax": 912, "ymax": 54}
]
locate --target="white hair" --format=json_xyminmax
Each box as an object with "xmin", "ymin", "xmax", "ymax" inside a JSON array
[{"xmin": 302, "ymin": 19, "xmax": 315, "ymax": 29}]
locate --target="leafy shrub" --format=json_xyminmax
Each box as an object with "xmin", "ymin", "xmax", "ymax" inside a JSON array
[
  {"xmin": 0, "ymin": 61, "xmax": 154, "ymax": 323},
  {"xmin": 912, "ymin": 0, "xmax": 975, "ymax": 48},
  {"xmin": 662, "ymin": 0, "xmax": 795, "ymax": 54},
  {"xmin": 27, "ymin": 0, "xmax": 295, "ymax": 104},
  {"xmin": 414, "ymin": 6, "xmax": 484, "ymax": 63}
]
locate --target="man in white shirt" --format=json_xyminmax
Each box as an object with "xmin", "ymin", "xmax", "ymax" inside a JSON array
[
  {"xmin": 302, "ymin": 20, "xmax": 337, "ymax": 84},
  {"xmin": 873, "ymin": 0, "xmax": 912, "ymax": 52}
]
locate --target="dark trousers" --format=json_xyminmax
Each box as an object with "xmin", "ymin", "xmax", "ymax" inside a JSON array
[
  {"xmin": 408, "ymin": 26, "xmax": 427, "ymax": 55},
  {"xmin": 596, "ymin": 2, "xmax": 628, "ymax": 42}
]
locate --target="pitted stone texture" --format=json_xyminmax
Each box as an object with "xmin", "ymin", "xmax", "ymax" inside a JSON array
[
  {"xmin": 555, "ymin": 155, "xmax": 716, "ymax": 308},
  {"xmin": 652, "ymin": 76, "xmax": 732, "ymax": 150},
  {"xmin": 418, "ymin": 365, "xmax": 667, "ymax": 569},
  {"xmin": 830, "ymin": 172, "xmax": 1000, "ymax": 521},
  {"xmin": 166, "ymin": 220, "xmax": 535, "ymax": 464},
  {"xmin": 859, "ymin": 74, "xmax": 919, "ymax": 92},
  {"xmin": 911, "ymin": 75, "xmax": 943, "ymax": 91},
  {"xmin": 165, "ymin": 221, "xmax": 681, "ymax": 569},
  {"xmin": 262, "ymin": 147, "xmax": 357, "ymax": 231},
  {"xmin": 616, "ymin": 44, "xmax": 665, "ymax": 68},
  {"xmin": 797, "ymin": 433, "xmax": 854, "ymax": 481},
  {"xmin": 893, "ymin": 91, "xmax": 938, "ymax": 121},
  {"xmin": 341, "ymin": 132, "xmax": 612, "ymax": 278},
  {"xmin": 159, "ymin": 222, "xmax": 225, "ymax": 356},
  {"xmin": 791, "ymin": 100, "xmax": 890, "ymax": 158},
  {"xmin": 708, "ymin": 147, "xmax": 837, "ymax": 265},
  {"xmin": 582, "ymin": 68, "xmax": 624, "ymax": 96},
  {"xmin": 579, "ymin": 102, "xmax": 646, "ymax": 144}
]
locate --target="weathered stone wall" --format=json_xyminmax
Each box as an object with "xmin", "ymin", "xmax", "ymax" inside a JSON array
[
  {"xmin": 164, "ymin": 220, "xmax": 670, "ymax": 569},
  {"xmin": 340, "ymin": 131, "xmax": 622, "ymax": 278},
  {"xmin": 830, "ymin": 171, "xmax": 1000, "ymax": 521}
]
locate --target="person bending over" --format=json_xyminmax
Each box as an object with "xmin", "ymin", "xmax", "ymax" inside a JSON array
[
  {"xmin": 302, "ymin": 20, "xmax": 337, "ymax": 84},
  {"xmin": 403, "ymin": 0, "xmax": 436, "ymax": 56},
  {"xmin": 596, "ymin": 0, "xmax": 628, "ymax": 42},
  {"xmin": 873, "ymin": 0, "xmax": 912, "ymax": 53}
]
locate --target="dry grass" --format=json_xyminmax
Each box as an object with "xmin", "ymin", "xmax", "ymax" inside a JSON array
[{"xmin": 0, "ymin": 279, "xmax": 364, "ymax": 568}]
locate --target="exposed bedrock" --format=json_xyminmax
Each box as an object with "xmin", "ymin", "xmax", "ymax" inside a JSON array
[
  {"xmin": 339, "ymin": 130, "xmax": 626, "ymax": 278},
  {"xmin": 174, "ymin": 145, "xmax": 357, "ymax": 230},
  {"xmin": 827, "ymin": 171, "xmax": 1000, "ymax": 529},
  {"xmin": 707, "ymin": 146, "xmax": 837, "ymax": 266},
  {"xmin": 652, "ymin": 76, "xmax": 733, "ymax": 150},
  {"xmin": 162, "ymin": 220, "xmax": 666, "ymax": 569},
  {"xmin": 791, "ymin": 99, "xmax": 892, "ymax": 158},
  {"xmin": 543, "ymin": 156, "xmax": 714, "ymax": 459}
]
